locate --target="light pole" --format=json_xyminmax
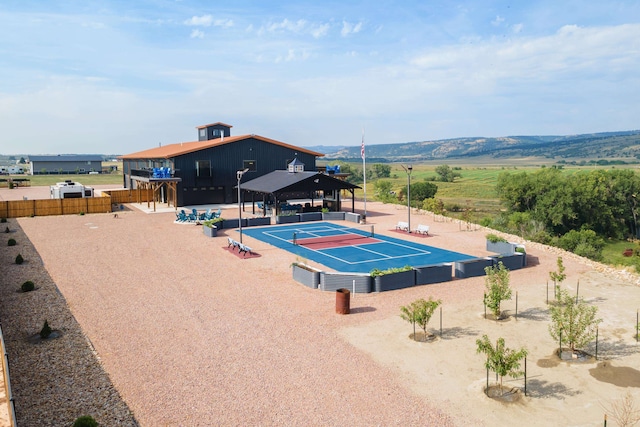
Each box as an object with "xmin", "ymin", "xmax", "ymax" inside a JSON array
[
  {"xmin": 401, "ymin": 164, "xmax": 413, "ymax": 233},
  {"xmin": 237, "ymin": 168, "xmax": 249, "ymax": 243}
]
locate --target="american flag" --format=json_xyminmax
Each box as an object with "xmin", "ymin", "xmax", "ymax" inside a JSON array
[{"xmin": 361, "ymin": 130, "xmax": 365, "ymax": 159}]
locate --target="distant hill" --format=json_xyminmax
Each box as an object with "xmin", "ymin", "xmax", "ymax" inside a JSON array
[{"xmin": 305, "ymin": 130, "xmax": 640, "ymax": 162}]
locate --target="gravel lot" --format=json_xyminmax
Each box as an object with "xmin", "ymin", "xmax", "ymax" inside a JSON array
[{"xmin": 2, "ymin": 191, "xmax": 640, "ymax": 426}]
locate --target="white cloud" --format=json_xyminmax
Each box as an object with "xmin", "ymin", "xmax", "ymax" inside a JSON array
[
  {"xmin": 491, "ymin": 15, "xmax": 504, "ymax": 26},
  {"xmin": 311, "ymin": 23, "xmax": 330, "ymax": 39},
  {"xmin": 184, "ymin": 15, "xmax": 213, "ymax": 27},
  {"xmin": 190, "ymin": 29, "xmax": 205, "ymax": 39},
  {"xmin": 267, "ymin": 18, "xmax": 307, "ymax": 33},
  {"xmin": 341, "ymin": 21, "xmax": 363, "ymax": 36}
]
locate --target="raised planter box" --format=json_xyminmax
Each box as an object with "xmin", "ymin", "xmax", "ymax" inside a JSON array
[
  {"xmin": 344, "ymin": 212, "xmax": 361, "ymax": 223},
  {"xmin": 373, "ymin": 269, "xmax": 416, "ymax": 292},
  {"xmin": 454, "ymin": 257, "xmax": 493, "ymax": 279},
  {"xmin": 414, "ymin": 263, "xmax": 453, "ymax": 285},
  {"xmin": 203, "ymin": 224, "xmax": 217, "ymax": 237},
  {"xmin": 292, "ymin": 263, "xmax": 321, "ymax": 289},
  {"xmin": 490, "ymin": 253, "xmax": 525, "ymax": 270},
  {"xmin": 322, "ymin": 212, "xmax": 345, "ymax": 221},
  {"xmin": 320, "ymin": 272, "xmax": 371, "ymax": 293},
  {"xmin": 276, "ymin": 214, "xmax": 300, "ymax": 224},
  {"xmin": 298, "ymin": 212, "xmax": 322, "ymax": 222},
  {"xmin": 220, "ymin": 218, "xmax": 248, "ymax": 229},
  {"xmin": 486, "ymin": 240, "xmax": 516, "ymax": 255},
  {"xmin": 247, "ymin": 217, "xmax": 271, "ymax": 227}
]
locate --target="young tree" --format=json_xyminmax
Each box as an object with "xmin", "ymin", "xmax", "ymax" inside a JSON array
[
  {"xmin": 549, "ymin": 288, "xmax": 602, "ymax": 352},
  {"xmin": 400, "ymin": 301, "xmax": 419, "ymax": 339},
  {"xmin": 476, "ymin": 335, "xmax": 527, "ymax": 396},
  {"xmin": 483, "ymin": 262, "xmax": 512, "ymax": 319},
  {"xmin": 400, "ymin": 297, "xmax": 442, "ymax": 341},
  {"xmin": 549, "ymin": 256, "xmax": 566, "ymax": 298}
]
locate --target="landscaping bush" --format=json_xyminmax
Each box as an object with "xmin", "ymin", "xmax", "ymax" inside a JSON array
[
  {"xmin": 15, "ymin": 254, "xmax": 23, "ymax": 264},
  {"xmin": 4, "ymin": 226, "xmax": 9, "ymax": 233},
  {"xmin": 21, "ymin": 281, "xmax": 35, "ymax": 292},
  {"xmin": 8, "ymin": 238, "xmax": 16, "ymax": 246},
  {"xmin": 486, "ymin": 233, "xmax": 507, "ymax": 243},
  {"xmin": 370, "ymin": 265, "xmax": 413, "ymax": 277},
  {"xmin": 73, "ymin": 415, "xmax": 98, "ymax": 427},
  {"xmin": 0, "ymin": 218, "xmax": 6, "ymax": 223},
  {"xmin": 40, "ymin": 320, "xmax": 52, "ymax": 339}
]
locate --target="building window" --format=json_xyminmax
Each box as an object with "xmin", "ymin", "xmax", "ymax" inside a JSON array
[
  {"xmin": 196, "ymin": 160, "xmax": 211, "ymax": 177},
  {"xmin": 243, "ymin": 160, "xmax": 257, "ymax": 172},
  {"xmin": 199, "ymin": 129, "xmax": 206, "ymax": 138}
]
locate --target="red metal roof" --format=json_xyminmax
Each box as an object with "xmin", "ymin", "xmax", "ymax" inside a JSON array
[{"xmin": 118, "ymin": 134, "xmax": 324, "ymax": 159}]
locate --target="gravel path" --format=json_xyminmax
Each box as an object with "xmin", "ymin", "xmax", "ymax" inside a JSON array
[
  {"xmin": 3, "ymin": 202, "xmax": 461, "ymax": 426},
  {"xmin": 2, "ymin": 198, "xmax": 638, "ymax": 426}
]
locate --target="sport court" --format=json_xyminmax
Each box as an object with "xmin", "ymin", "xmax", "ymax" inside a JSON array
[{"xmin": 241, "ymin": 221, "xmax": 475, "ymax": 273}]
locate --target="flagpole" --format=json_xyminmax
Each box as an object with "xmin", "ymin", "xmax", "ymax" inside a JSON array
[{"xmin": 362, "ymin": 128, "xmax": 367, "ymax": 219}]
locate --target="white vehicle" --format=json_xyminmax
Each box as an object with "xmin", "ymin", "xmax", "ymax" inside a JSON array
[{"xmin": 50, "ymin": 180, "xmax": 94, "ymax": 199}]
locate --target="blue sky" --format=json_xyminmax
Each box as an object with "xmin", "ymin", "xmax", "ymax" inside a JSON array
[{"xmin": 1, "ymin": 1, "xmax": 639, "ymax": 155}]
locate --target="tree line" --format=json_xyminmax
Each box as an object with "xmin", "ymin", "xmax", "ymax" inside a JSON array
[{"xmin": 495, "ymin": 168, "xmax": 640, "ymax": 259}]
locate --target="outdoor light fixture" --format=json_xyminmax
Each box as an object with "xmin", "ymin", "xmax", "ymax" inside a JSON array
[
  {"xmin": 401, "ymin": 164, "xmax": 413, "ymax": 233},
  {"xmin": 237, "ymin": 168, "xmax": 249, "ymax": 243}
]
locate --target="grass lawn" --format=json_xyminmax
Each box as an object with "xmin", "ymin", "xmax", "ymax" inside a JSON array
[{"xmin": 7, "ymin": 173, "xmax": 123, "ymax": 187}]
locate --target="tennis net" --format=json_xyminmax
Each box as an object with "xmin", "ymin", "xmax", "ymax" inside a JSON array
[{"xmin": 292, "ymin": 225, "xmax": 375, "ymax": 246}]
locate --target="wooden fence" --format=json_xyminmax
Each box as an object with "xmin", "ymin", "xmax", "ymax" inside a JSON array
[
  {"xmin": 102, "ymin": 188, "xmax": 153, "ymax": 205},
  {"xmin": 0, "ymin": 189, "xmax": 153, "ymax": 219}
]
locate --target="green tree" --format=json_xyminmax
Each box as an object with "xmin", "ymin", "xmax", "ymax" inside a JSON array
[
  {"xmin": 374, "ymin": 180, "xmax": 395, "ymax": 203},
  {"xmin": 483, "ymin": 262, "xmax": 512, "ymax": 319},
  {"xmin": 549, "ymin": 256, "xmax": 566, "ymax": 297},
  {"xmin": 403, "ymin": 181, "xmax": 437, "ymax": 206},
  {"xmin": 371, "ymin": 163, "xmax": 391, "ymax": 179},
  {"xmin": 400, "ymin": 297, "xmax": 442, "ymax": 341},
  {"xmin": 549, "ymin": 288, "xmax": 602, "ymax": 352},
  {"xmin": 435, "ymin": 164, "xmax": 461, "ymax": 182},
  {"xmin": 422, "ymin": 198, "xmax": 445, "ymax": 215},
  {"xmin": 476, "ymin": 335, "xmax": 527, "ymax": 396}
]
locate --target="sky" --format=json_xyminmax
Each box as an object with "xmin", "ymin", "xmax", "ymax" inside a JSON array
[{"xmin": 1, "ymin": 1, "xmax": 639, "ymax": 155}]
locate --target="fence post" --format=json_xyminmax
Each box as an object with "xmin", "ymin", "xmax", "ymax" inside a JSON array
[{"xmin": 524, "ymin": 357, "xmax": 527, "ymax": 396}]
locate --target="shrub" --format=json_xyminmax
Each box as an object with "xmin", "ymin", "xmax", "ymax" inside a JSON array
[
  {"xmin": 0, "ymin": 218, "xmax": 6, "ymax": 223},
  {"xmin": 4, "ymin": 226, "xmax": 9, "ymax": 233},
  {"xmin": 8, "ymin": 238, "xmax": 16, "ymax": 246},
  {"xmin": 73, "ymin": 415, "xmax": 98, "ymax": 427},
  {"xmin": 15, "ymin": 254, "xmax": 23, "ymax": 264},
  {"xmin": 370, "ymin": 265, "xmax": 413, "ymax": 277},
  {"xmin": 486, "ymin": 233, "xmax": 507, "ymax": 243},
  {"xmin": 21, "ymin": 281, "xmax": 35, "ymax": 292},
  {"xmin": 40, "ymin": 320, "xmax": 52, "ymax": 339}
]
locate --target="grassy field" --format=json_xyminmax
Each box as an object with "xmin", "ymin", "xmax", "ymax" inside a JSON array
[{"xmin": 6, "ymin": 173, "xmax": 123, "ymax": 187}]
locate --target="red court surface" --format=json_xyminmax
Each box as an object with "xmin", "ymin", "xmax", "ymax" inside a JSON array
[{"xmin": 295, "ymin": 234, "xmax": 380, "ymax": 249}]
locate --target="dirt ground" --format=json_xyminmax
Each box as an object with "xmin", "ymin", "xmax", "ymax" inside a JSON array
[{"xmin": 2, "ymin": 185, "xmax": 640, "ymax": 426}]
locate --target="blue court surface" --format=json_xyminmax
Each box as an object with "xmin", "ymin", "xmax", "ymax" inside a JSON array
[{"xmin": 241, "ymin": 221, "xmax": 475, "ymax": 273}]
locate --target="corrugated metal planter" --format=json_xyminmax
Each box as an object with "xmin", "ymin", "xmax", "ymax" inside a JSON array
[
  {"xmin": 486, "ymin": 240, "xmax": 516, "ymax": 255},
  {"xmin": 247, "ymin": 217, "xmax": 271, "ymax": 227},
  {"xmin": 292, "ymin": 263, "xmax": 321, "ymax": 289},
  {"xmin": 454, "ymin": 257, "xmax": 493, "ymax": 278},
  {"xmin": 220, "ymin": 218, "xmax": 248, "ymax": 229},
  {"xmin": 322, "ymin": 212, "xmax": 345, "ymax": 221},
  {"xmin": 298, "ymin": 212, "xmax": 322, "ymax": 222},
  {"xmin": 320, "ymin": 272, "xmax": 371, "ymax": 293},
  {"xmin": 414, "ymin": 263, "xmax": 453, "ymax": 285},
  {"xmin": 344, "ymin": 212, "xmax": 361, "ymax": 223},
  {"xmin": 276, "ymin": 214, "xmax": 300, "ymax": 224},
  {"xmin": 373, "ymin": 269, "xmax": 416, "ymax": 292},
  {"xmin": 203, "ymin": 224, "xmax": 217, "ymax": 237},
  {"xmin": 491, "ymin": 253, "xmax": 525, "ymax": 270}
]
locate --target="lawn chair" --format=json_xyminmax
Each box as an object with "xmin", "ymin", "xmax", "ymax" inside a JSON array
[{"xmin": 176, "ymin": 210, "xmax": 189, "ymax": 222}]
